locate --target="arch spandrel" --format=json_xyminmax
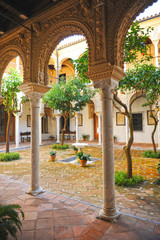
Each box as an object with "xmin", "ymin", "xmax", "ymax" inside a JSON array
[
  {"xmin": 0, "ymin": 45, "xmax": 27, "ymax": 86},
  {"xmin": 32, "ymin": 20, "xmax": 95, "ymax": 85}
]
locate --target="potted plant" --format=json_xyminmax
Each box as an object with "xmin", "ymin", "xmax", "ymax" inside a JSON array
[
  {"xmin": 113, "ymin": 135, "xmax": 117, "ymax": 143},
  {"xmin": 82, "ymin": 134, "xmax": 90, "ymax": 141},
  {"xmin": 71, "ymin": 145, "xmax": 78, "ymax": 154},
  {"xmin": 50, "ymin": 150, "xmax": 56, "ymax": 161},
  {"xmin": 76, "ymin": 152, "xmax": 91, "ymax": 167}
]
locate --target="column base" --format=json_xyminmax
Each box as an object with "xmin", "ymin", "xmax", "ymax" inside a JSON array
[
  {"xmin": 97, "ymin": 208, "xmax": 120, "ymax": 222},
  {"xmin": 56, "ymin": 141, "xmax": 60, "ymax": 143},
  {"xmin": 27, "ymin": 187, "xmax": 44, "ymax": 196}
]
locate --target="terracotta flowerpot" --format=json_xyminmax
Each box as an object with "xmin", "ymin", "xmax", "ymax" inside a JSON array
[
  {"xmin": 50, "ymin": 155, "xmax": 56, "ymax": 161},
  {"xmin": 83, "ymin": 138, "xmax": 86, "ymax": 141},
  {"xmin": 80, "ymin": 159, "xmax": 87, "ymax": 167},
  {"xmin": 74, "ymin": 150, "xmax": 78, "ymax": 155}
]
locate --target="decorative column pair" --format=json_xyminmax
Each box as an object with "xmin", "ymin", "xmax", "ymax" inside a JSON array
[{"xmin": 94, "ymin": 78, "xmax": 119, "ymax": 221}]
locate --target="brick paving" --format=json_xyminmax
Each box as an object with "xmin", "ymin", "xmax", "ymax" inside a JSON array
[
  {"xmin": 0, "ymin": 142, "xmax": 160, "ymax": 239},
  {"xmin": 0, "ymin": 175, "xmax": 160, "ymax": 240}
]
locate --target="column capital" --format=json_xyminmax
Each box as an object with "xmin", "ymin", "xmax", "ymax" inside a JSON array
[
  {"xmin": 86, "ymin": 63, "xmax": 125, "ymax": 82},
  {"xmin": 75, "ymin": 112, "xmax": 81, "ymax": 117},
  {"xmin": 13, "ymin": 111, "xmax": 22, "ymax": 117},
  {"xmin": 55, "ymin": 113, "xmax": 61, "ymax": 118},
  {"xmin": 94, "ymin": 79, "xmax": 118, "ymax": 101},
  {"xmin": 95, "ymin": 112, "xmax": 102, "ymax": 117},
  {"xmin": 19, "ymin": 82, "xmax": 50, "ymax": 95},
  {"xmin": 152, "ymin": 39, "xmax": 159, "ymax": 47}
]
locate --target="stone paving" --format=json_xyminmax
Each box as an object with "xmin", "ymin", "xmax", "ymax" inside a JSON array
[
  {"xmin": 1, "ymin": 175, "xmax": 160, "ymax": 240},
  {"xmin": 0, "ymin": 143, "xmax": 160, "ymax": 239}
]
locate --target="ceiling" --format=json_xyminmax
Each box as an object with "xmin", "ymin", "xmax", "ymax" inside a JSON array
[{"xmin": 0, "ymin": 0, "xmax": 60, "ymax": 36}]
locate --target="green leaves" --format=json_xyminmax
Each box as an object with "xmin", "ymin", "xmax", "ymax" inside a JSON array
[
  {"xmin": 2, "ymin": 68, "xmax": 22, "ymax": 112},
  {"xmin": 43, "ymin": 76, "xmax": 96, "ymax": 116},
  {"xmin": 0, "ymin": 204, "xmax": 24, "ymax": 240},
  {"xmin": 124, "ymin": 21, "xmax": 153, "ymax": 63},
  {"xmin": 71, "ymin": 50, "xmax": 90, "ymax": 83}
]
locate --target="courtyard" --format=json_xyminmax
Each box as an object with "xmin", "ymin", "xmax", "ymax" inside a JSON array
[{"xmin": 0, "ymin": 142, "xmax": 160, "ymax": 239}]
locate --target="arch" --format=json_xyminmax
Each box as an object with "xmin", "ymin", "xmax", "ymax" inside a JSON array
[
  {"xmin": 33, "ymin": 20, "xmax": 94, "ymax": 85},
  {"xmin": 0, "ymin": 45, "xmax": 26, "ymax": 86},
  {"xmin": 60, "ymin": 58, "xmax": 75, "ymax": 75},
  {"xmin": 107, "ymin": 0, "xmax": 157, "ymax": 69}
]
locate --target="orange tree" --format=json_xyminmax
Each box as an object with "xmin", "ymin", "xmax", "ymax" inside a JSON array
[{"xmin": 1, "ymin": 68, "xmax": 22, "ymax": 153}]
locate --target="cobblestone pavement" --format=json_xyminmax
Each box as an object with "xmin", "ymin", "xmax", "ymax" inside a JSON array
[
  {"xmin": 0, "ymin": 175, "xmax": 160, "ymax": 240},
  {"xmin": 0, "ymin": 144, "xmax": 160, "ymax": 223}
]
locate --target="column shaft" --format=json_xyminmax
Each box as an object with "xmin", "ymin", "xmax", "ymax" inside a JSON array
[
  {"xmin": 56, "ymin": 116, "xmax": 60, "ymax": 143},
  {"xmin": 29, "ymin": 94, "xmax": 44, "ymax": 195},
  {"xmin": 98, "ymin": 81, "xmax": 119, "ymax": 221},
  {"xmin": 158, "ymin": 112, "xmax": 160, "ymax": 150},
  {"xmin": 98, "ymin": 114, "xmax": 102, "ymax": 145},
  {"xmin": 15, "ymin": 114, "xmax": 20, "ymax": 148},
  {"xmin": 75, "ymin": 114, "xmax": 79, "ymax": 143}
]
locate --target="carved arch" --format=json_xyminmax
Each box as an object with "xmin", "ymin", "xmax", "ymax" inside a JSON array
[
  {"xmin": 33, "ymin": 20, "xmax": 94, "ymax": 85},
  {"xmin": 107, "ymin": 0, "xmax": 157, "ymax": 69},
  {"xmin": 0, "ymin": 45, "xmax": 26, "ymax": 86}
]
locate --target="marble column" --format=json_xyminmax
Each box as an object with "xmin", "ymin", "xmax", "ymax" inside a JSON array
[
  {"xmin": 94, "ymin": 79, "xmax": 119, "ymax": 221},
  {"xmin": 96, "ymin": 112, "xmax": 102, "ymax": 145},
  {"xmin": 75, "ymin": 112, "xmax": 80, "ymax": 143},
  {"xmin": 14, "ymin": 112, "xmax": 22, "ymax": 148},
  {"xmin": 39, "ymin": 113, "xmax": 44, "ymax": 145},
  {"xmin": 55, "ymin": 114, "xmax": 61, "ymax": 143},
  {"xmin": 153, "ymin": 40, "xmax": 159, "ymax": 68},
  {"xmin": 28, "ymin": 92, "xmax": 44, "ymax": 195}
]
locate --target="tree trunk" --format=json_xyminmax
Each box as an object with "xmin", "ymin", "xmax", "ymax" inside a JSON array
[
  {"xmin": 151, "ymin": 117, "xmax": 158, "ymax": 154},
  {"xmin": 123, "ymin": 114, "xmax": 133, "ymax": 179},
  {"xmin": 6, "ymin": 111, "xmax": 11, "ymax": 153},
  {"xmin": 61, "ymin": 117, "xmax": 68, "ymax": 146}
]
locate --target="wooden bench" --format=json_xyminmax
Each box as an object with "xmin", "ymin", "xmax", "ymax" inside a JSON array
[
  {"xmin": 20, "ymin": 132, "xmax": 31, "ymax": 142},
  {"xmin": 60, "ymin": 131, "xmax": 76, "ymax": 140}
]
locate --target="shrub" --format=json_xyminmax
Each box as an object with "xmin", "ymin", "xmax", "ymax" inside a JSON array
[
  {"xmin": 142, "ymin": 150, "xmax": 160, "ymax": 159},
  {"xmin": 76, "ymin": 152, "xmax": 91, "ymax": 161},
  {"xmin": 115, "ymin": 171, "xmax": 144, "ymax": 187},
  {"xmin": 0, "ymin": 204, "xmax": 24, "ymax": 240},
  {"xmin": 50, "ymin": 150, "xmax": 56, "ymax": 156},
  {"xmin": 51, "ymin": 144, "xmax": 69, "ymax": 150},
  {"xmin": 0, "ymin": 152, "xmax": 20, "ymax": 162}
]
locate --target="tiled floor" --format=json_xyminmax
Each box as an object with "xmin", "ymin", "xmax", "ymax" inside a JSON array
[{"xmin": 1, "ymin": 175, "xmax": 160, "ymax": 240}]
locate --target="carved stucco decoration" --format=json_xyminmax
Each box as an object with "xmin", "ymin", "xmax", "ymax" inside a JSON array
[
  {"xmin": 0, "ymin": 31, "xmax": 31, "ymax": 84},
  {"xmin": 32, "ymin": 20, "xmax": 95, "ymax": 85}
]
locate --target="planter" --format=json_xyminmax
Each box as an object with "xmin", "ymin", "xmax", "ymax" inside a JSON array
[
  {"xmin": 83, "ymin": 138, "xmax": 86, "ymax": 141},
  {"xmin": 74, "ymin": 150, "xmax": 78, "ymax": 155},
  {"xmin": 80, "ymin": 159, "xmax": 87, "ymax": 167},
  {"xmin": 50, "ymin": 155, "xmax": 56, "ymax": 161}
]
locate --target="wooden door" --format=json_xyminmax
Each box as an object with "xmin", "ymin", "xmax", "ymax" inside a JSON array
[
  {"xmin": 94, "ymin": 114, "xmax": 98, "ymax": 140},
  {"xmin": 0, "ymin": 104, "xmax": 15, "ymax": 143}
]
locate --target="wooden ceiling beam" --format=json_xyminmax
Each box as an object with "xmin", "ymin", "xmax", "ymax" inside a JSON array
[{"xmin": 0, "ymin": 0, "xmax": 28, "ymax": 20}]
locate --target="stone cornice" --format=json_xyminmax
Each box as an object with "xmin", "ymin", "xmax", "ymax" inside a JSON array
[
  {"xmin": 19, "ymin": 82, "xmax": 50, "ymax": 94},
  {"xmin": 86, "ymin": 63, "xmax": 126, "ymax": 82}
]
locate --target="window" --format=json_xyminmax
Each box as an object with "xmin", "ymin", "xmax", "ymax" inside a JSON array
[
  {"xmin": 116, "ymin": 112, "xmax": 125, "ymax": 126},
  {"xmin": 42, "ymin": 113, "xmax": 48, "ymax": 133},
  {"xmin": 59, "ymin": 74, "xmax": 66, "ymax": 84},
  {"xmin": 132, "ymin": 113, "xmax": 142, "ymax": 131}
]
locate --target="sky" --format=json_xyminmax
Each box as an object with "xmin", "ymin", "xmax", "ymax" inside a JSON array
[{"xmin": 58, "ymin": 0, "xmax": 160, "ymax": 47}]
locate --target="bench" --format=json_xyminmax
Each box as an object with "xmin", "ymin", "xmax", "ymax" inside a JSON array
[
  {"xmin": 60, "ymin": 131, "xmax": 76, "ymax": 140},
  {"xmin": 20, "ymin": 132, "xmax": 31, "ymax": 142}
]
